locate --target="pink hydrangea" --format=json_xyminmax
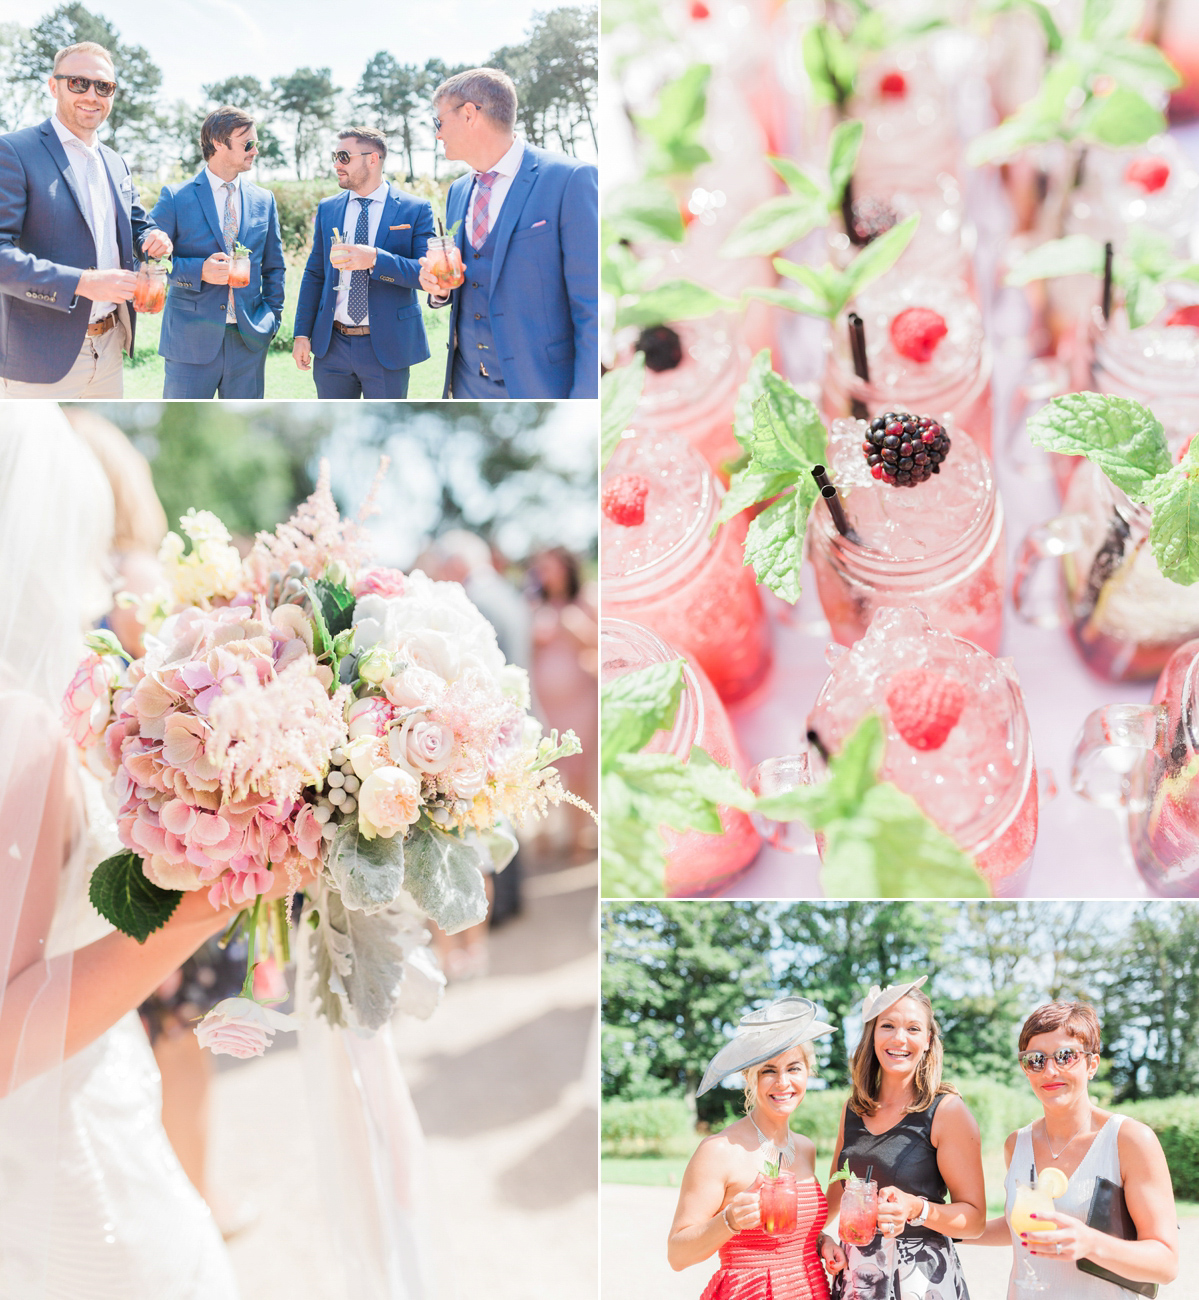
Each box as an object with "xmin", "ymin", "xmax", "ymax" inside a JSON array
[{"xmin": 62, "ymin": 653, "xmax": 122, "ymax": 755}]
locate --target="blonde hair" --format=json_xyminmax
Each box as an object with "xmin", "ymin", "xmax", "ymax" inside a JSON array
[
  {"xmin": 743, "ymin": 1041, "xmax": 816, "ymax": 1115},
  {"xmin": 848, "ymin": 987, "xmax": 957, "ymax": 1117},
  {"xmin": 53, "ymin": 42, "xmax": 114, "ymax": 73},
  {"xmin": 62, "ymin": 410, "xmax": 166, "ymax": 555}
]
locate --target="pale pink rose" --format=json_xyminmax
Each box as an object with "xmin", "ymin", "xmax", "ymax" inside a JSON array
[
  {"xmin": 344, "ymin": 734, "xmax": 389, "ymax": 781},
  {"xmin": 194, "ymin": 996, "xmax": 297, "ymax": 1059},
  {"xmin": 346, "ymin": 695, "xmax": 394, "ymax": 739},
  {"xmin": 486, "ymin": 710, "xmax": 526, "ymax": 774},
  {"xmin": 357, "ymin": 766, "xmax": 421, "ymax": 840},
  {"xmin": 62, "ymin": 654, "xmax": 121, "ymax": 750},
  {"xmin": 397, "ymin": 718, "xmax": 455, "ymax": 775},
  {"xmin": 355, "ymin": 567, "xmax": 406, "ymax": 599},
  {"xmin": 382, "ymin": 666, "xmax": 445, "ymax": 710}
]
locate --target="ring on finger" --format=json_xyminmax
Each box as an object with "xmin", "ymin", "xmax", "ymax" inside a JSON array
[{"xmin": 1055, "ymin": 1243, "xmax": 1062, "ymax": 1256}]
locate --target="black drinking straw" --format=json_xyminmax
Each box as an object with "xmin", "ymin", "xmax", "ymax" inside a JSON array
[
  {"xmin": 848, "ymin": 312, "xmax": 870, "ymax": 420},
  {"xmin": 1102, "ymin": 241, "xmax": 1114, "ymax": 322},
  {"xmin": 866, "ymin": 1165, "xmax": 874, "ymax": 1183},
  {"xmin": 437, "ymin": 216, "xmax": 445, "ymax": 237},
  {"xmin": 811, "ymin": 466, "xmax": 861, "ymax": 544},
  {"xmin": 806, "ymin": 728, "xmax": 831, "ymax": 764}
]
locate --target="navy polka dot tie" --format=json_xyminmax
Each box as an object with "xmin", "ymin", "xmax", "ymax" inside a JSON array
[{"xmin": 347, "ymin": 197, "xmax": 370, "ymax": 324}]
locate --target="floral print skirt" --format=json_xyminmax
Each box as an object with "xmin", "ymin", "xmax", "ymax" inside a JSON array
[{"xmin": 831, "ymin": 1234, "xmax": 969, "ymax": 1300}]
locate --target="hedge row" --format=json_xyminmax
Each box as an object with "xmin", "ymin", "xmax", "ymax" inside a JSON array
[{"xmin": 602, "ymin": 1090, "xmax": 1199, "ymax": 1196}]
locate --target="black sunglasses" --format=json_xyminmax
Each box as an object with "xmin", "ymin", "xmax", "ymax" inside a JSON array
[
  {"xmin": 54, "ymin": 74, "xmax": 117, "ymax": 98},
  {"xmin": 1018, "ymin": 1047, "xmax": 1094, "ymax": 1073},
  {"xmin": 433, "ymin": 102, "xmax": 475, "ymax": 132},
  {"xmin": 331, "ymin": 150, "xmax": 376, "ymax": 164},
  {"xmin": 237, "ymin": 138, "xmax": 258, "ymax": 153}
]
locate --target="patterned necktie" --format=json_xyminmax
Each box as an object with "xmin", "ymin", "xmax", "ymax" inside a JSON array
[
  {"xmin": 222, "ymin": 181, "xmax": 238, "ymax": 319},
  {"xmin": 469, "ymin": 171, "xmax": 498, "ymax": 250},
  {"xmin": 347, "ymin": 197, "xmax": 371, "ymax": 324}
]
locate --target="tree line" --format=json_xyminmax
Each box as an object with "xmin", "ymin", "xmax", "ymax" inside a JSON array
[
  {"xmin": 603, "ymin": 902, "xmax": 1199, "ymax": 1115},
  {"xmin": 0, "ymin": 3, "xmax": 597, "ymax": 178}
]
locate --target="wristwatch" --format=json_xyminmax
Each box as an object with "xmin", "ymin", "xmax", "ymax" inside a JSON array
[{"xmin": 910, "ymin": 1198, "xmax": 930, "ymax": 1227}]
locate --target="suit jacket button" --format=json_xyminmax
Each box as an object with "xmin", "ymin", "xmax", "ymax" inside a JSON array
[
  {"xmin": 473, "ymin": 252, "xmax": 480, "ymax": 259},
  {"xmin": 474, "ymin": 312, "xmax": 481, "ymax": 320},
  {"xmin": 471, "ymin": 282, "xmax": 478, "ymax": 288}
]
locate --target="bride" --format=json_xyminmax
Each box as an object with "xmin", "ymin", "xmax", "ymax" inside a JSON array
[{"xmin": 0, "ymin": 409, "xmax": 256, "ymax": 1298}]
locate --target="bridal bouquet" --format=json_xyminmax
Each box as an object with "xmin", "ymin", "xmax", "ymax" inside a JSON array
[{"xmin": 64, "ymin": 465, "xmax": 582, "ymax": 1056}]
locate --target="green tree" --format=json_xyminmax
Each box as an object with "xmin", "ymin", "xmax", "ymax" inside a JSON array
[
  {"xmin": 15, "ymin": 4, "xmax": 161, "ymax": 151},
  {"xmin": 356, "ymin": 52, "xmax": 426, "ymax": 182},
  {"xmin": 602, "ymin": 902, "xmax": 777, "ymax": 1118},
  {"xmin": 271, "ymin": 67, "xmax": 338, "ymax": 180},
  {"xmin": 0, "ymin": 22, "xmax": 40, "ymax": 132}
]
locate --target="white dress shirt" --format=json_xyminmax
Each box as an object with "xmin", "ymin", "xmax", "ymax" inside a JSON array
[
  {"xmin": 334, "ymin": 181, "xmax": 390, "ymax": 327},
  {"xmin": 51, "ymin": 114, "xmax": 118, "ymax": 322},
  {"xmin": 206, "ymin": 168, "xmax": 241, "ymax": 323},
  {"xmin": 466, "ymin": 137, "xmax": 525, "ymax": 238}
]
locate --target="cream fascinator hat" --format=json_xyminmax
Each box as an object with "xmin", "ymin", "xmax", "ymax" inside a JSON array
[
  {"xmin": 697, "ymin": 997, "xmax": 836, "ymax": 1097},
  {"xmin": 861, "ymin": 975, "xmax": 929, "ymax": 1023}
]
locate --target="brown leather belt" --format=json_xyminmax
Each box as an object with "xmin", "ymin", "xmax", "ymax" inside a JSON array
[
  {"xmin": 333, "ymin": 321, "xmax": 370, "ymax": 336},
  {"xmin": 85, "ymin": 311, "xmax": 118, "ymax": 338}
]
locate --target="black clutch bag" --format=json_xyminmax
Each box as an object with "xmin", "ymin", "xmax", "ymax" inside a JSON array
[{"xmin": 1076, "ymin": 1175, "xmax": 1158, "ymax": 1298}]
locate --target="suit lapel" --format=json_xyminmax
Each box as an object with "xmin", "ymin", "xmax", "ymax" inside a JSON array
[
  {"xmin": 449, "ymin": 177, "xmax": 469, "ymax": 255},
  {"xmin": 377, "ymin": 185, "xmax": 401, "ymax": 245},
  {"xmin": 38, "ymin": 119, "xmax": 89, "ymax": 229},
  {"xmin": 487, "ymin": 147, "xmax": 538, "ymax": 290},
  {"xmin": 196, "ymin": 171, "xmax": 227, "ymax": 248},
  {"xmin": 236, "ymin": 181, "xmax": 253, "ymax": 245}
]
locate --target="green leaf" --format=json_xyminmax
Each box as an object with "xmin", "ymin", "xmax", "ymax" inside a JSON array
[
  {"xmin": 615, "ymin": 280, "xmax": 736, "ymax": 328},
  {"xmin": 304, "ymin": 886, "xmax": 407, "ymax": 1031},
  {"xmin": 1025, "ymin": 393, "xmax": 1171, "ymax": 502},
  {"xmin": 89, "ymin": 850, "xmax": 182, "ymax": 943},
  {"xmin": 402, "ymin": 826, "xmax": 489, "ymax": 934},
  {"xmin": 635, "ymin": 63, "xmax": 712, "ymax": 178},
  {"xmin": 1124, "ymin": 227, "xmax": 1175, "ymax": 278},
  {"xmin": 826, "ymin": 120, "xmax": 864, "ymax": 205},
  {"xmin": 747, "ymin": 372, "xmax": 829, "ymax": 471},
  {"xmin": 743, "ymin": 285, "xmax": 828, "ymax": 317},
  {"xmin": 1005, "ymin": 235, "xmax": 1104, "ymax": 286},
  {"xmin": 766, "ymin": 155, "xmax": 823, "ymax": 200},
  {"xmin": 732, "ymin": 348, "xmax": 773, "ymax": 452},
  {"xmin": 313, "ymin": 577, "xmax": 356, "ymax": 638},
  {"xmin": 966, "ymin": 114, "xmax": 1061, "ymax": 166},
  {"xmin": 684, "ymin": 747, "xmax": 758, "ymax": 811},
  {"xmin": 721, "ymin": 195, "xmax": 830, "ymax": 260},
  {"xmin": 604, "ymin": 181, "xmax": 686, "ymax": 244},
  {"xmin": 600, "ymin": 773, "xmax": 667, "ymax": 897},
  {"xmin": 757, "ymin": 713, "xmax": 885, "ymax": 826},
  {"xmin": 1096, "ymin": 39, "xmax": 1182, "ymax": 92},
  {"xmin": 1078, "ymin": 85, "xmax": 1165, "ymax": 148},
  {"xmin": 1123, "ymin": 273, "xmax": 1167, "ymax": 330},
  {"xmin": 304, "ymin": 580, "xmax": 332, "ymax": 658},
  {"xmin": 601, "ymin": 659, "xmax": 686, "ymax": 770},
  {"xmin": 802, "ymin": 24, "xmax": 856, "ymax": 106},
  {"xmin": 326, "ymin": 817, "xmax": 406, "ymax": 914},
  {"xmin": 742, "ymin": 488, "xmax": 811, "ymax": 604},
  {"xmin": 713, "ymin": 467, "xmax": 796, "ymax": 531},
  {"xmin": 1148, "ymin": 442, "xmax": 1199, "ymax": 586},
  {"xmin": 843, "ymin": 213, "xmax": 920, "ymax": 299},
  {"xmin": 601, "ymin": 354, "xmax": 646, "ymax": 468},
  {"xmin": 1080, "ymin": 0, "xmax": 1145, "ymax": 43},
  {"xmin": 615, "ymin": 752, "xmax": 726, "ymax": 834}
]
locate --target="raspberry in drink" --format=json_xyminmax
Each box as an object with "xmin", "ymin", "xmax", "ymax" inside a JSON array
[
  {"xmin": 808, "ymin": 415, "xmax": 1006, "ymax": 655},
  {"xmin": 601, "ymin": 619, "xmax": 760, "ymax": 895},
  {"xmin": 806, "ymin": 607, "xmax": 1038, "ymax": 894},
  {"xmin": 602, "ymin": 432, "xmax": 771, "ymax": 704},
  {"xmin": 839, "ymin": 1177, "xmax": 878, "ymax": 1246}
]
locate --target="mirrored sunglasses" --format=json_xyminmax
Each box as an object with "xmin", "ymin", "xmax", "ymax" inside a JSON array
[
  {"xmin": 331, "ymin": 150, "xmax": 375, "ymax": 164},
  {"xmin": 54, "ymin": 74, "xmax": 117, "ymax": 97},
  {"xmin": 1018, "ymin": 1047, "xmax": 1092, "ymax": 1073}
]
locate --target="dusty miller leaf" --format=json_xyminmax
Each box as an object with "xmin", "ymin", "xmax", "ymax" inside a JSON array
[
  {"xmin": 327, "ymin": 816, "xmax": 406, "ymax": 914},
  {"xmin": 403, "ymin": 826, "xmax": 489, "ymax": 934}
]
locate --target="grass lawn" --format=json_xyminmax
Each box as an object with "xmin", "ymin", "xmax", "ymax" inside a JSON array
[{"xmin": 123, "ymin": 249, "xmax": 448, "ymax": 399}]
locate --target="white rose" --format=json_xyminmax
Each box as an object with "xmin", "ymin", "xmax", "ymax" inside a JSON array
[
  {"xmin": 343, "ymin": 734, "xmax": 389, "ymax": 781},
  {"xmin": 499, "ymin": 664, "xmax": 531, "ymax": 709},
  {"xmin": 399, "ymin": 718, "xmax": 455, "ymax": 775},
  {"xmin": 358, "ymin": 766, "xmax": 421, "ymax": 840},
  {"xmin": 356, "ymin": 645, "xmax": 392, "ymax": 685}
]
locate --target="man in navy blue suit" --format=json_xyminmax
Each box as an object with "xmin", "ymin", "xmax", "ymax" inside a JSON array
[
  {"xmin": 293, "ymin": 127, "xmax": 433, "ymax": 398},
  {"xmin": 150, "ymin": 107, "xmax": 285, "ymax": 398},
  {"xmin": 0, "ymin": 41, "xmax": 172, "ymax": 397},
  {"xmin": 417, "ymin": 68, "xmax": 598, "ymax": 400}
]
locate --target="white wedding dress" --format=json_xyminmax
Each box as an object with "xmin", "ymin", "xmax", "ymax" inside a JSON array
[{"xmin": 0, "ymin": 771, "xmax": 239, "ymax": 1300}]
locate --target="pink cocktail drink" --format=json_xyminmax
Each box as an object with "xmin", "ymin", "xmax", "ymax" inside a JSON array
[
  {"xmin": 426, "ymin": 234, "xmax": 464, "ymax": 291},
  {"xmin": 132, "ymin": 262, "xmax": 167, "ymax": 314},
  {"xmin": 227, "ymin": 254, "xmax": 250, "ymax": 289},
  {"xmin": 602, "ymin": 433, "xmax": 771, "ymax": 705},
  {"xmin": 601, "ymin": 619, "xmax": 760, "ymax": 895},
  {"xmin": 807, "ymin": 607, "xmax": 1039, "ymax": 893},
  {"xmin": 839, "ymin": 1178, "xmax": 878, "ymax": 1246},
  {"xmin": 852, "ymin": 53, "xmax": 960, "ymax": 193},
  {"xmin": 823, "ymin": 277, "xmax": 992, "ymax": 454},
  {"xmin": 758, "ymin": 1172, "xmax": 799, "ymax": 1236},
  {"xmin": 809, "ymin": 417, "xmax": 1006, "ymax": 655}
]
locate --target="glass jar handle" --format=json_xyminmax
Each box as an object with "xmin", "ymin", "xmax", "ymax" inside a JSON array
[
  {"xmin": 1070, "ymin": 703, "xmax": 1166, "ymax": 810},
  {"xmin": 1011, "ymin": 515, "xmax": 1087, "ymax": 628},
  {"xmin": 745, "ymin": 752, "xmax": 818, "ymax": 854}
]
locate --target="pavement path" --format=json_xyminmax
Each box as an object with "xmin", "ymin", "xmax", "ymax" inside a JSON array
[
  {"xmin": 206, "ymin": 857, "xmax": 598, "ymax": 1300},
  {"xmin": 601, "ymin": 1183, "xmax": 1198, "ymax": 1300}
]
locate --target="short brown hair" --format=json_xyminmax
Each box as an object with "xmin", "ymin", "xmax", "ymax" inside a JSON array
[
  {"xmin": 848, "ymin": 986, "xmax": 957, "ymax": 1117},
  {"xmin": 338, "ymin": 127, "xmax": 387, "ymax": 162},
  {"xmin": 1018, "ymin": 1002, "xmax": 1101, "ymax": 1055},
  {"xmin": 53, "ymin": 42, "xmax": 114, "ymax": 73},
  {"xmin": 433, "ymin": 68, "xmax": 517, "ymax": 132},
  {"xmin": 201, "ymin": 106, "xmax": 255, "ymax": 160}
]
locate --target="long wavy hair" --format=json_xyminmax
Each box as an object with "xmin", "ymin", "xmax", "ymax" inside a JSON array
[{"xmin": 847, "ymin": 986, "xmax": 957, "ymax": 1117}]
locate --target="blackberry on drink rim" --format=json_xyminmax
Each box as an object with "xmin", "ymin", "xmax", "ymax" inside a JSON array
[{"xmin": 860, "ymin": 411, "xmax": 951, "ymax": 487}]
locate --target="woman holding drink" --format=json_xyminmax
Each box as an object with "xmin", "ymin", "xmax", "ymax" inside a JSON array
[
  {"xmin": 667, "ymin": 997, "xmax": 843, "ymax": 1297},
  {"xmin": 976, "ymin": 1001, "xmax": 1178, "ymax": 1297},
  {"xmin": 825, "ymin": 977, "xmax": 985, "ymax": 1299}
]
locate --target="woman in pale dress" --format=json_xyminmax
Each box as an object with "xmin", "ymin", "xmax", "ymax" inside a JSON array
[{"xmin": 975, "ymin": 1001, "xmax": 1178, "ymax": 1297}]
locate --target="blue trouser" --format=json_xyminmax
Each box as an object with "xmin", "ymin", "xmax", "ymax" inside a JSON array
[
  {"xmin": 451, "ymin": 349, "xmax": 508, "ymax": 399},
  {"xmin": 162, "ymin": 324, "xmax": 268, "ymax": 398},
  {"xmin": 314, "ymin": 329, "xmax": 410, "ymax": 399}
]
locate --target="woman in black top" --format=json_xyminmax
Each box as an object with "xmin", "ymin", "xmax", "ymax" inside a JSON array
[{"xmin": 825, "ymin": 977, "xmax": 986, "ymax": 1299}]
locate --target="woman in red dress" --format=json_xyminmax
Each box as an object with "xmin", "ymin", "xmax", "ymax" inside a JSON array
[{"xmin": 668, "ymin": 998, "xmax": 844, "ymax": 1298}]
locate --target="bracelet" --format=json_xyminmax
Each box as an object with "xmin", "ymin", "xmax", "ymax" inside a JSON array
[
  {"xmin": 910, "ymin": 1198, "xmax": 930, "ymax": 1227},
  {"xmin": 722, "ymin": 1206, "xmax": 735, "ymax": 1233}
]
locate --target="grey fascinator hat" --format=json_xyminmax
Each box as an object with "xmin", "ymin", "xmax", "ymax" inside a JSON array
[
  {"xmin": 696, "ymin": 997, "xmax": 836, "ymax": 1097},
  {"xmin": 861, "ymin": 975, "xmax": 929, "ymax": 1023}
]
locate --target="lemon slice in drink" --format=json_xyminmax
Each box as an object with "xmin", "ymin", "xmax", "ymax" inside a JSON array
[{"xmin": 1039, "ymin": 1167, "xmax": 1069, "ymax": 1200}]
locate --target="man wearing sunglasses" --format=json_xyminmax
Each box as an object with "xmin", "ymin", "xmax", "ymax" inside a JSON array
[
  {"xmin": 293, "ymin": 126, "xmax": 434, "ymax": 397},
  {"xmin": 417, "ymin": 68, "xmax": 597, "ymax": 400},
  {"xmin": 0, "ymin": 41, "xmax": 172, "ymax": 397},
  {"xmin": 148, "ymin": 106, "xmax": 285, "ymax": 397}
]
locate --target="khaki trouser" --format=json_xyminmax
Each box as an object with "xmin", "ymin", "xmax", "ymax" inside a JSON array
[{"xmin": 0, "ymin": 306, "xmax": 130, "ymax": 399}]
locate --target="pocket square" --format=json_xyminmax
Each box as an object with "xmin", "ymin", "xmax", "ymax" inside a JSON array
[
  {"xmin": 390, "ymin": 224, "xmax": 411, "ymax": 230},
  {"xmin": 531, "ymin": 220, "xmax": 546, "ymax": 228},
  {"xmin": 120, "ymin": 177, "xmax": 133, "ymax": 193}
]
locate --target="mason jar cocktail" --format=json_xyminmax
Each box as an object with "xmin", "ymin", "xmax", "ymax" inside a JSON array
[
  {"xmin": 426, "ymin": 234, "xmax": 464, "ymax": 292},
  {"xmin": 132, "ymin": 262, "xmax": 167, "ymax": 314}
]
